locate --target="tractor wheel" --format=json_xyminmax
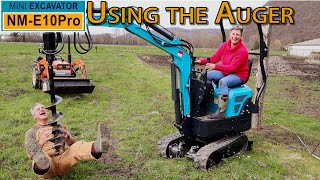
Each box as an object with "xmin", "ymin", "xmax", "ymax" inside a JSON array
[{"xmin": 32, "ymin": 65, "xmax": 40, "ymax": 89}]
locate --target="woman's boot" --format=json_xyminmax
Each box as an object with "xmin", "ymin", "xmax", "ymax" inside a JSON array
[{"xmin": 208, "ymin": 95, "xmax": 228, "ymax": 119}]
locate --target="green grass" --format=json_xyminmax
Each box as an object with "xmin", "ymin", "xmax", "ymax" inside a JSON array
[
  {"xmin": 268, "ymin": 50, "xmax": 288, "ymax": 56},
  {"xmin": 0, "ymin": 42, "xmax": 319, "ymax": 179}
]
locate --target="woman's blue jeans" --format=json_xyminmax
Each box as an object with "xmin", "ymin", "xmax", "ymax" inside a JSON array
[{"xmin": 207, "ymin": 70, "xmax": 243, "ymax": 95}]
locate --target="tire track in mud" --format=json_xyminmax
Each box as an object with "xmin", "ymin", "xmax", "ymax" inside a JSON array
[
  {"xmin": 268, "ymin": 56, "xmax": 320, "ymax": 78},
  {"xmin": 256, "ymin": 56, "xmax": 319, "ymax": 77}
]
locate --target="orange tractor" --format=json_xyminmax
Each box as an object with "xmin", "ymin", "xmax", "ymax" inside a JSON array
[{"xmin": 32, "ymin": 33, "xmax": 95, "ymax": 94}]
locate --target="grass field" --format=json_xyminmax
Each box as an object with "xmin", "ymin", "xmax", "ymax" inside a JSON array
[{"xmin": 0, "ymin": 42, "xmax": 319, "ymax": 179}]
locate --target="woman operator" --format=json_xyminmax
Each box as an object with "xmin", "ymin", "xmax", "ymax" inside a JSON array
[{"xmin": 195, "ymin": 25, "xmax": 249, "ymax": 119}]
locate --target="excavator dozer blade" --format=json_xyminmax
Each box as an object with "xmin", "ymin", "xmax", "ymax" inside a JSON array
[{"xmin": 53, "ymin": 79, "xmax": 95, "ymax": 94}]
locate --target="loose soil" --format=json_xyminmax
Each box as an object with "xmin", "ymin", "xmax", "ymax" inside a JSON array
[
  {"xmin": 139, "ymin": 55, "xmax": 171, "ymax": 65},
  {"xmin": 101, "ymin": 138, "xmax": 122, "ymax": 164},
  {"xmin": 98, "ymin": 138, "xmax": 135, "ymax": 177},
  {"xmin": 266, "ymin": 56, "xmax": 320, "ymax": 82}
]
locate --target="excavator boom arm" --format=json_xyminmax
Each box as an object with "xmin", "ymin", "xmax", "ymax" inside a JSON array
[{"xmin": 88, "ymin": 9, "xmax": 193, "ymax": 119}]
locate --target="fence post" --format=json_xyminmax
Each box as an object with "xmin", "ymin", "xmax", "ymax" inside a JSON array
[{"xmin": 252, "ymin": 8, "xmax": 271, "ymax": 130}]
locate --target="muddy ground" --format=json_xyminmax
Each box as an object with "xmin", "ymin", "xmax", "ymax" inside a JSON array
[{"xmin": 266, "ymin": 56, "xmax": 320, "ymax": 82}]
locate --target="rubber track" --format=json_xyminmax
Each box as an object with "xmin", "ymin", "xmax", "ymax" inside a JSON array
[
  {"xmin": 157, "ymin": 132, "xmax": 183, "ymax": 158},
  {"xmin": 194, "ymin": 134, "xmax": 247, "ymax": 170}
]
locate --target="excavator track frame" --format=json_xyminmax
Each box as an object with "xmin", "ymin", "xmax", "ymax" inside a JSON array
[
  {"xmin": 157, "ymin": 132, "xmax": 185, "ymax": 158},
  {"xmin": 157, "ymin": 132, "xmax": 251, "ymax": 169},
  {"xmin": 193, "ymin": 134, "xmax": 249, "ymax": 170}
]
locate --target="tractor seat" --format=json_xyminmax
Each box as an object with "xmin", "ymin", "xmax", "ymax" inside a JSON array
[{"xmin": 213, "ymin": 59, "xmax": 253, "ymax": 87}]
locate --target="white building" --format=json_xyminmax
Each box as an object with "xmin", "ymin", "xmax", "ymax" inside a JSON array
[
  {"xmin": 0, "ymin": 35, "xmax": 7, "ymax": 40},
  {"xmin": 287, "ymin": 38, "xmax": 320, "ymax": 57}
]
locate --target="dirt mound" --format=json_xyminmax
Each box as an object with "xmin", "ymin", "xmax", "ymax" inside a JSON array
[
  {"xmin": 138, "ymin": 55, "xmax": 171, "ymax": 65},
  {"xmin": 252, "ymin": 56, "xmax": 320, "ymax": 78},
  {"xmin": 270, "ymin": 56, "xmax": 320, "ymax": 78}
]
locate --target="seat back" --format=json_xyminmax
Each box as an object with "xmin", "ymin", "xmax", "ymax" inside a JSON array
[
  {"xmin": 242, "ymin": 59, "xmax": 253, "ymax": 85},
  {"xmin": 231, "ymin": 58, "xmax": 253, "ymax": 87}
]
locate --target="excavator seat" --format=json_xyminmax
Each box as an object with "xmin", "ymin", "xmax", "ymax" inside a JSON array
[
  {"xmin": 232, "ymin": 58, "xmax": 253, "ymax": 87},
  {"xmin": 213, "ymin": 59, "xmax": 253, "ymax": 88}
]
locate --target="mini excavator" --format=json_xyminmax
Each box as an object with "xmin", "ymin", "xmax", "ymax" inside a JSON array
[
  {"xmin": 38, "ymin": 5, "xmax": 268, "ymax": 169},
  {"xmin": 87, "ymin": 6, "xmax": 268, "ymax": 169},
  {"xmin": 39, "ymin": 6, "xmax": 268, "ymax": 169},
  {"xmin": 32, "ymin": 28, "xmax": 95, "ymax": 94}
]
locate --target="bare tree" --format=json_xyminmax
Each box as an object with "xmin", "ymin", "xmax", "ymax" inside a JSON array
[
  {"xmin": 10, "ymin": 32, "xmax": 19, "ymax": 41},
  {"xmin": 252, "ymin": 22, "xmax": 271, "ymax": 130}
]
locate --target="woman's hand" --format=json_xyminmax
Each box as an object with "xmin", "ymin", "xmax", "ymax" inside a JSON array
[
  {"xmin": 194, "ymin": 59, "xmax": 202, "ymax": 64},
  {"xmin": 205, "ymin": 63, "xmax": 215, "ymax": 70},
  {"xmin": 194, "ymin": 58, "xmax": 207, "ymax": 64}
]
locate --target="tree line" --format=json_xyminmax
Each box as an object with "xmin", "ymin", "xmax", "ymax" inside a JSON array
[{"xmin": 0, "ymin": 29, "xmax": 282, "ymax": 51}]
